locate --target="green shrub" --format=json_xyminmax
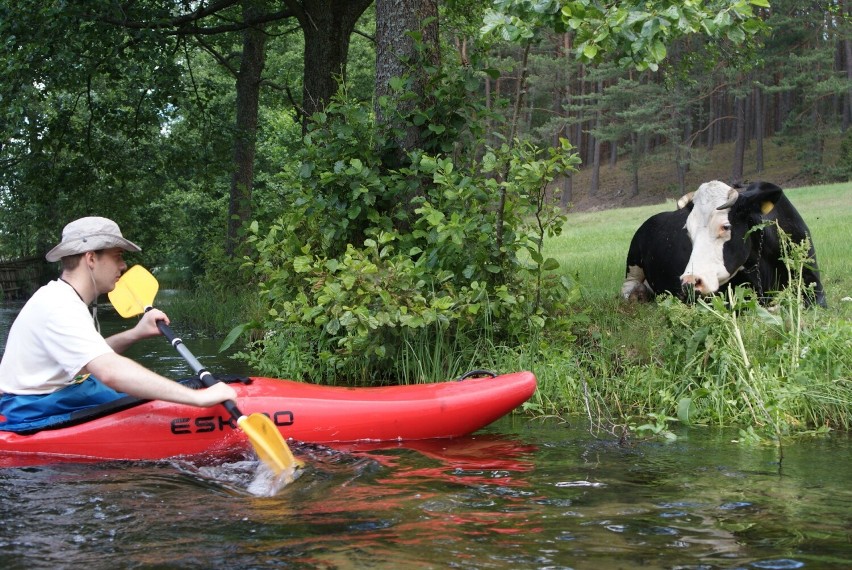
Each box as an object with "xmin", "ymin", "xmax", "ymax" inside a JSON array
[{"xmin": 235, "ymin": 93, "xmax": 582, "ymax": 385}]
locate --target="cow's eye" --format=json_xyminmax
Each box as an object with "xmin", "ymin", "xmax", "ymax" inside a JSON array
[{"xmin": 722, "ymin": 223, "xmax": 731, "ymax": 232}]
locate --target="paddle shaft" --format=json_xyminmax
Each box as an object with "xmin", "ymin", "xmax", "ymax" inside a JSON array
[{"xmin": 155, "ymin": 319, "xmax": 243, "ymax": 421}]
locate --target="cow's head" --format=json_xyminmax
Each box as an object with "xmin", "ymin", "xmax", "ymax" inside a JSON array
[{"xmin": 679, "ymin": 181, "xmax": 783, "ymax": 297}]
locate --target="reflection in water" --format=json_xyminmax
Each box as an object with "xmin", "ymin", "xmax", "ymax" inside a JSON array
[
  {"xmin": 1, "ymin": 415, "xmax": 851, "ymax": 568},
  {"xmin": 2, "ymin": 300, "xmax": 851, "ymax": 568}
]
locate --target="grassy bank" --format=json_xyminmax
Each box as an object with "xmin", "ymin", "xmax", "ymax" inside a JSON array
[{"xmin": 525, "ymin": 181, "xmax": 852, "ymax": 439}]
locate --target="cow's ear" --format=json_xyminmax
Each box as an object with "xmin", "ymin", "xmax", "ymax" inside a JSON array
[{"xmin": 738, "ymin": 181, "xmax": 783, "ymax": 215}]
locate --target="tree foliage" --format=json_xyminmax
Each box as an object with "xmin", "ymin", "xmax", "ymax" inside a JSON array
[
  {"xmin": 0, "ymin": 1, "xmax": 189, "ymax": 260},
  {"xmin": 482, "ymin": 0, "xmax": 768, "ymax": 71},
  {"xmin": 2, "ymin": 0, "xmax": 850, "ymax": 385},
  {"xmin": 0, "ymin": 0, "xmax": 373, "ymax": 261}
]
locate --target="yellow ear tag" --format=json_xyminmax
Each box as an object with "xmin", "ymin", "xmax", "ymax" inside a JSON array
[{"xmin": 761, "ymin": 201, "xmax": 775, "ymax": 215}]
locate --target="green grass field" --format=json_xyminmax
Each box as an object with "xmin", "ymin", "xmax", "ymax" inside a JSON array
[{"xmin": 546, "ymin": 181, "xmax": 852, "ymax": 311}]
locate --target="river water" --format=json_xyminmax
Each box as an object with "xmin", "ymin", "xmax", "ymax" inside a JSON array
[{"xmin": 1, "ymin": 299, "xmax": 850, "ymax": 569}]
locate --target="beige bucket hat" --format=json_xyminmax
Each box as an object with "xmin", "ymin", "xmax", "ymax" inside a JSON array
[{"xmin": 45, "ymin": 216, "xmax": 141, "ymax": 262}]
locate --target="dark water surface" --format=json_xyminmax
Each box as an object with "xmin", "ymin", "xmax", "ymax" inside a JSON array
[{"xmin": 1, "ymin": 300, "xmax": 850, "ymax": 569}]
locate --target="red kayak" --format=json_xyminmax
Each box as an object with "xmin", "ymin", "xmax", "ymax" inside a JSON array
[{"xmin": 0, "ymin": 371, "xmax": 536, "ymax": 464}]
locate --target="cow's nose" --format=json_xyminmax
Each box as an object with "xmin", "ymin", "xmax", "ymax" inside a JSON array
[{"xmin": 681, "ymin": 274, "xmax": 708, "ymax": 296}]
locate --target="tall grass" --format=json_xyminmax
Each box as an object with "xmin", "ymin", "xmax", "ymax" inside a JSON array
[
  {"xmin": 156, "ymin": 287, "xmax": 266, "ymax": 337},
  {"xmin": 534, "ymin": 181, "xmax": 852, "ymax": 439}
]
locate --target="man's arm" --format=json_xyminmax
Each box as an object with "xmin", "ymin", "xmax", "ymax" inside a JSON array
[
  {"xmin": 84, "ymin": 351, "xmax": 238, "ymax": 408},
  {"xmin": 104, "ymin": 308, "xmax": 169, "ymax": 354}
]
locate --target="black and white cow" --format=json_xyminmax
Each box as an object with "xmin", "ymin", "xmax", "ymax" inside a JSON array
[{"xmin": 621, "ymin": 180, "xmax": 826, "ymax": 306}]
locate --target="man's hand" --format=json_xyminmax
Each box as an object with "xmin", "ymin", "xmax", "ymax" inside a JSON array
[
  {"xmin": 106, "ymin": 308, "xmax": 171, "ymax": 353},
  {"xmin": 193, "ymin": 382, "xmax": 239, "ymax": 408},
  {"xmin": 135, "ymin": 308, "xmax": 169, "ymax": 339}
]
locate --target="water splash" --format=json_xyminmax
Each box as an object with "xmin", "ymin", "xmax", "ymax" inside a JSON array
[
  {"xmin": 174, "ymin": 458, "xmax": 303, "ymax": 496},
  {"xmin": 246, "ymin": 461, "xmax": 302, "ymax": 496}
]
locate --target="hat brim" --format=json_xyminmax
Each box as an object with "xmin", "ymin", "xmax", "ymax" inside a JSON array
[{"xmin": 45, "ymin": 236, "xmax": 142, "ymax": 262}]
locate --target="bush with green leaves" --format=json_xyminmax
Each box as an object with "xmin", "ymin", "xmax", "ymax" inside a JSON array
[{"xmin": 235, "ymin": 94, "xmax": 581, "ymax": 385}]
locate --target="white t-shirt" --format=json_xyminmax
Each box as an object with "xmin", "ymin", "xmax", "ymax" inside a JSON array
[{"xmin": 0, "ymin": 279, "xmax": 113, "ymax": 395}]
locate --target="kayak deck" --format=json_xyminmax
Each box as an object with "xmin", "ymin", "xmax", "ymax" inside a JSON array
[{"xmin": 0, "ymin": 371, "xmax": 536, "ymax": 463}]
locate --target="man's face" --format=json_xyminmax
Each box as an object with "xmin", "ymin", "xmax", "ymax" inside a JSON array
[{"xmin": 92, "ymin": 248, "xmax": 127, "ymax": 294}]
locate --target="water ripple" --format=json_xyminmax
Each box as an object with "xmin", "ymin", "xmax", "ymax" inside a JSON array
[
  {"xmin": 554, "ymin": 480, "xmax": 606, "ymax": 488},
  {"xmin": 750, "ymin": 559, "xmax": 805, "ymax": 569}
]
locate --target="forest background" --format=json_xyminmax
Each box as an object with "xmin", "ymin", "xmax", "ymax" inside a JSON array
[{"xmin": 1, "ymin": 0, "xmax": 850, "ymax": 440}]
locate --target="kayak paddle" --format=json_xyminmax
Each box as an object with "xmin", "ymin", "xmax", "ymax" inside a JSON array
[{"xmin": 109, "ymin": 265, "xmax": 303, "ymax": 474}]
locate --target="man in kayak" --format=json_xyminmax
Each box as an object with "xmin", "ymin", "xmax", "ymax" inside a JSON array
[{"xmin": 0, "ymin": 216, "xmax": 237, "ymax": 433}]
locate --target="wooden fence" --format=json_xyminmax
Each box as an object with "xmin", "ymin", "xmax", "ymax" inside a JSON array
[{"xmin": 0, "ymin": 256, "xmax": 53, "ymax": 300}]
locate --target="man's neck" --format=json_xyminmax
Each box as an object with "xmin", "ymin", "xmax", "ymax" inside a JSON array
[{"xmin": 60, "ymin": 270, "xmax": 97, "ymax": 305}]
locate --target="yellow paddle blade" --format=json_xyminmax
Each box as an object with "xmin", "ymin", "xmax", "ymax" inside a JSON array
[
  {"xmin": 238, "ymin": 413, "xmax": 305, "ymax": 474},
  {"xmin": 109, "ymin": 265, "xmax": 160, "ymax": 318}
]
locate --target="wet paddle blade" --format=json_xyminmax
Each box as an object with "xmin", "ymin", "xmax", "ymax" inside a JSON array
[
  {"xmin": 109, "ymin": 265, "xmax": 159, "ymax": 317},
  {"xmin": 238, "ymin": 413, "xmax": 305, "ymax": 474}
]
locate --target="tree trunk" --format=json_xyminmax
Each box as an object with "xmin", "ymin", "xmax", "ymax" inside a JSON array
[
  {"xmin": 375, "ymin": 0, "xmax": 439, "ymax": 153},
  {"xmin": 551, "ymin": 40, "xmax": 564, "ymax": 146},
  {"xmin": 589, "ymin": 81, "xmax": 603, "ymax": 197},
  {"xmin": 812, "ymin": 105, "xmax": 825, "ymax": 165},
  {"xmin": 299, "ymin": 0, "xmax": 373, "ymax": 124},
  {"xmin": 676, "ymin": 117, "xmax": 692, "ymax": 194},
  {"xmin": 629, "ymin": 132, "xmax": 640, "ymax": 197},
  {"xmin": 496, "ymin": 42, "xmax": 531, "ymax": 254},
  {"xmin": 731, "ymin": 93, "xmax": 746, "ymax": 185},
  {"xmin": 576, "ymin": 64, "xmax": 587, "ymax": 163},
  {"xmin": 631, "ymin": 166, "xmax": 639, "ymax": 198},
  {"xmin": 707, "ymin": 91, "xmax": 716, "ymax": 150},
  {"xmin": 227, "ymin": 0, "xmax": 268, "ymax": 258},
  {"xmin": 560, "ymin": 176, "xmax": 573, "ymax": 211},
  {"xmin": 589, "ymin": 134, "xmax": 601, "ymax": 196},
  {"xmin": 226, "ymin": 0, "xmax": 371, "ymax": 256},
  {"xmin": 508, "ymin": 44, "xmax": 530, "ymax": 143},
  {"xmin": 744, "ymin": 83, "xmax": 753, "ymax": 147},
  {"xmin": 754, "ymin": 84, "xmax": 765, "ymax": 173},
  {"xmin": 844, "ymin": 29, "xmax": 852, "ymax": 132}
]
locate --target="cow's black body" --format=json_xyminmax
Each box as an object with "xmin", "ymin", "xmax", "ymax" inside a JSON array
[
  {"xmin": 622, "ymin": 181, "xmax": 826, "ymax": 306},
  {"xmin": 622, "ymin": 207, "xmax": 693, "ymax": 301}
]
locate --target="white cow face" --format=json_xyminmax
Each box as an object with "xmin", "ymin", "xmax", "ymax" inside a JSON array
[{"xmin": 680, "ymin": 181, "xmax": 740, "ymax": 296}]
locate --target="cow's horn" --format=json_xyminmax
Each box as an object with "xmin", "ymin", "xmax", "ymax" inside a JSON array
[
  {"xmin": 676, "ymin": 192, "xmax": 694, "ymax": 209},
  {"xmin": 716, "ymin": 188, "xmax": 740, "ymax": 210}
]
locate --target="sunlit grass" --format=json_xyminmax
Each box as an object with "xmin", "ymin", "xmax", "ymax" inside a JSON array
[
  {"xmin": 546, "ymin": 182, "xmax": 852, "ymax": 309},
  {"xmin": 785, "ymin": 183, "xmax": 852, "ymax": 305},
  {"xmin": 545, "ymin": 202, "xmax": 669, "ymax": 298}
]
